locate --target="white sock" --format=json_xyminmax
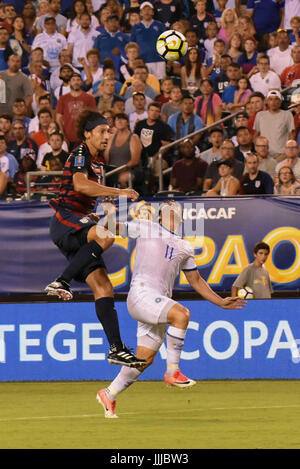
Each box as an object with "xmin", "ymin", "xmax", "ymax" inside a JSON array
[
  {"xmin": 166, "ymin": 326, "xmax": 187, "ymax": 376},
  {"xmin": 106, "ymin": 366, "xmax": 142, "ymax": 401}
]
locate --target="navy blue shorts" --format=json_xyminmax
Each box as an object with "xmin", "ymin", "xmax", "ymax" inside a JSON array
[{"xmin": 50, "ymin": 208, "xmax": 106, "ymax": 283}]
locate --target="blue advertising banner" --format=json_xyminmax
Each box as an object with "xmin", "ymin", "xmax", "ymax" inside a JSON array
[
  {"xmin": 0, "ymin": 299, "xmax": 300, "ymax": 381},
  {"xmin": 0, "ymin": 197, "xmax": 300, "ymax": 294}
]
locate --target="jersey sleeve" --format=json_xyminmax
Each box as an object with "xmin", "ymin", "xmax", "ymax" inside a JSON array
[
  {"xmin": 181, "ymin": 243, "xmax": 197, "ymax": 271},
  {"xmin": 69, "ymin": 146, "xmax": 90, "ymax": 176}
]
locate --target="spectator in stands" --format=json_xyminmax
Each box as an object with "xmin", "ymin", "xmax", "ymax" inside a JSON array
[
  {"xmin": 0, "ymin": 26, "xmax": 14, "ymax": 71},
  {"xmin": 212, "ymin": 54, "xmax": 233, "ymax": 98},
  {"xmin": 119, "ymin": 41, "xmax": 139, "ymax": 83},
  {"xmin": 161, "ymin": 85, "xmax": 183, "ymax": 122},
  {"xmin": 12, "ymin": 152, "xmax": 38, "ymax": 196},
  {"xmin": 49, "ymin": 49, "xmax": 78, "ymax": 92},
  {"xmin": 28, "ymin": 94, "xmax": 53, "ymax": 137},
  {"xmin": 237, "ymin": 37, "xmax": 258, "ymax": 76},
  {"xmin": 12, "ymin": 98, "xmax": 31, "ymax": 133},
  {"xmin": 194, "ymin": 79, "xmax": 222, "ymax": 126},
  {"xmin": 275, "ymin": 140, "xmax": 300, "ymax": 181},
  {"xmin": 53, "ymin": 63, "xmax": 73, "ymax": 102},
  {"xmin": 1, "ymin": 4, "xmax": 16, "ymax": 34},
  {"xmin": 204, "ymin": 159, "xmax": 240, "ymax": 196},
  {"xmin": 129, "ymin": 91, "xmax": 148, "ymax": 131},
  {"xmin": 92, "ymin": 65, "xmax": 122, "ymax": 98},
  {"xmin": 249, "ymin": 54, "xmax": 281, "ymax": 96},
  {"xmin": 95, "ymin": 77, "xmax": 121, "ymax": 113},
  {"xmin": 134, "ymin": 101, "xmax": 174, "ymax": 193},
  {"xmin": 255, "ymin": 136, "xmax": 277, "ymax": 179},
  {"xmin": 66, "ymin": 0, "xmax": 99, "ymax": 35},
  {"xmin": 205, "ymin": 39, "xmax": 226, "ymax": 82},
  {"xmin": 56, "ymin": 73, "xmax": 97, "ymax": 148},
  {"xmin": 239, "ymin": 153, "xmax": 274, "ymax": 194},
  {"xmin": 31, "ymin": 16, "xmax": 67, "ymax": 73},
  {"xmin": 67, "ymin": 12, "xmax": 100, "ymax": 70},
  {"xmin": 247, "ymin": 0, "xmax": 284, "ymax": 39},
  {"xmin": 121, "ymin": 1, "xmax": 141, "ymax": 34},
  {"xmin": 39, "ymin": 130, "xmax": 68, "ymax": 170},
  {"xmin": 37, "ymin": 120, "xmax": 68, "ymax": 166},
  {"xmin": 32, "ymin": 108, "xmax": 53, "ymax": 148},
  {"xmin": 103, "ymin": 109, "xmax": 116, "ymax": 134},
  {"xmin": 130, "ymin": 2, "xmax": 166, "ymax": 79},
  {"xmin": 213, "ymin": 0, "xmax": 227, "ymax": 24},
  {"xmin": 153, "ymin": 0, "xmax": 182, "ymax": 29},
  {"xmin": 200, "ymin": 127, "xmax": 224, "ymax": 164},
  {"xmin": 10, "ymin": 15, "xmax": 33, "ymax": 71},
  {"xmin": 280, "ymin": 45, "xmax": 300, "ymax": 87},
  {"xmin": 230, "ymin": 111, "xmax": 250, "ymax": 144},
  {"xmin": 181, "ymin": 47, "xmax": 206, "ymax": 97},
  {"xmin": 171, "ymin": 138, "xmax": 207, "ymax": 194},
  {"xmin": 0, "ymin": 54, "xmax": 33, "ymax": 116},
  {"xmin": 121, "ymin": 64, "xmax": 159, "ymax": 100},
  {"xmin": 203, "ymin": 139, "xmax": 244, "ymax": 191},
  {"xmin": 237, "ymin": 14, "xmax": 257, "ymax": 42},
  {"xmin": 288, "ymin": 16, "xmax": 300, "ymax": 46},
  {"xmin": 168, "ymin": 95, "xmax": 203, "ymax": 146},
  {"xmin": 218, "ymin": 8, "xmax": 239, "ymax": 45},
  {"xmin": 82, "ymin": 49, "xmax": 103, "ymax": 89},
  {"xmin": 227, "ymin": 75, "xmax": 252, "ymax": 112},
  {"xmin": 227, "ymin": 32, "xmax": 243, "ymax": 63},
  {"xmin": 93, "ymin": 14, "xmax": 129, "ymax": 81},
  {"xmin": 38, "ymin": 154, "xmax": 64, "ymax": 193},
  {"xmin": 248, "ymin": 91, "xmax": 265, "ymax": 136},
  {"xmin": 7, "ymin": 120, "xmax": 38, "ymax": 163},
  {"xmin": 234, "ymin": 126, "xmax": 255, "ymax": 162},
  {"xmin": 254, "ymin": 89, "xmax": 295, "ymax": 157},
  {"xmin": 35, "ymin": 0, "xmax": 67, "ymax": 35},
  {"xmin": 0, "ymin": 114, "xmax": 13, "ymax": 141},
  {"xmin": 190, "ymin": 0, "xmax": 215, "ymax": 46},
  {"xmin": 204, "ymin": 21, "xmax": 219, "ymax": 61},
  {"xmin": 124, "ymin": 79, "xmax": 153, "ymax": 114},
  {"xmin": 268, "ymin": 29, "xmax": 293, "ymax": 76},
  {"xmin": 274, "ymin": 166, "xmax": 300, "ymax": 194},
  {"xmin": 221, "ymin": 62, "xmax": 241, "ymax": 108},
  {"xmin": 0, "ymin": 135, "xmax": 19, "ymax": 180},
  {"xmin": 155, "ymin": 77, "xmax": 173, "ymax": 105},
  {"xmin": 22, "ymin": 3, "xmax": 36, "ymax": 36},
  {"xmin": 104, "ymin": 112, "xmax": 142, "ymax": 189}
]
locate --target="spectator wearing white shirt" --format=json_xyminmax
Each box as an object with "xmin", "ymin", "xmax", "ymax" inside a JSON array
[
  {"xmin": 32, "ymin": 16, "xmax": 67, "ymax": 72},
  {"xmin": 54, "ymin": 64, "xmax": 73, "ymax": 102},
  {"xmin": 268, "ymin": 29, "xmax": 293, "ymax": 76},
  {"xmin": 128, "ymin": 91, "xmax": 148, "ymax": 131},
  {"xmin": 249, "ymin": 54, "xmax": 281, "ymax": 97},
  {"xmin": 28, "ymin": 94, "xmax": 54, "ymax": 137},
  {"xmin": 35, "ymin": 0, "xmax": 67, "ymax": 35},
  {"xmin": 66, "ymin": 0, "xmax": 99, "ymax": 35},
  {"xmin": 67, "ymin": 12, "xmax": 100, "ymax": 69},
  {"xmin": 49, "ymin": 49, "xmax": 79, "ymax": 92},
  {"xmin": 81, "ymin": 48, "xmax": 103, "ymax": 88}
]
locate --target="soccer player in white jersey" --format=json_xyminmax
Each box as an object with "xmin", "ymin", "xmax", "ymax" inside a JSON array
[{"xmin": 97, "ymin": 200, "xmax": 246, "ymax": 418}]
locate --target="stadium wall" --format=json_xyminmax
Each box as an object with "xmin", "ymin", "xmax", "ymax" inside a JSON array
[
  {"xmin": 0, "ymin": 299, "xmax": 300, "ymax": 381},
  {"xmin": 0, "ymin": 196, "xmax": 300, "ymax": 295}
]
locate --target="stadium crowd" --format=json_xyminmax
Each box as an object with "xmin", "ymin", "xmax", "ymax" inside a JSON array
[{"xmin": 0, "ymin": 0, "xmax": 300, "ymax": 198}]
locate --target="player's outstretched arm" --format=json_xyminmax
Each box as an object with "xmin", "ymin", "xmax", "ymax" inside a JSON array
[
  {"xmin": 73, "ymin": 172, "xmax": 139, "ymax": 201},
  {"xmin": 184, "ymin": 269, "xmax": 246, "ymax": 310}
]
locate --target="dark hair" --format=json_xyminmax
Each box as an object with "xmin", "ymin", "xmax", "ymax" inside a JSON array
[
  {"xmin": 38, "ymin": 108, "xmax": 52, "ymax": 118},
  {"xmin": 249, "ymin": 91, "xmax": 265, "ymax": 101},
  {"xmin": 76, "ymin": 108, "xmax": 106, "ymax": 141},
  {"xmin": 237, "ymin": 74, "xmax": 252, "ymax": 90},
  {"xmin": 185, "ymin": 47, "xmax": 202, "ymax": 81},
  {"xmin": 49, "ymin": 130, "xmax": 64, "ymax": 140},
  {"xmin": 38, "ymin": 94, "xmax": 51, "ymax": 103},
  {"xmin": 69, "ymin": 0, "xmax": 88, "ymax": 21},
  {"xmin": 236, "ymin": 126, "xmax": 251, "ymax": 134},
  {"xmin": 278, "ymin": 165, "xmax": 296, "ymax": 184},
  {"xmin": 148, "ymin": 101, "xmax": 161, "ymax": 110},
  {"xmin": 12, "ymin": 15, "xmax": 26, "ymax": 39},
  {"xmin": 209, "ymin": 127, "xmax": 224, "ymax": 136},
  {"xmin": 254, "ymin": 242, "xmax": 270, "ymax": 254},
  {"xmin": 0, "ymin": 114, "xmax": 13, "ymax": 122},
  {"xmin": 257, "ymin": 54, "xmax": 270, "ymax": 64}
]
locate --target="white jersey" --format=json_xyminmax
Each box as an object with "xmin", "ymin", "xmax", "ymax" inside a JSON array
[{"xmin": 125, "ymin": 219, "xmax": 197, "ymax": 298}]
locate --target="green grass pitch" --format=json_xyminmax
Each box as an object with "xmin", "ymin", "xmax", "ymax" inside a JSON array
[{"xmin": 0, "ymin": 380, "xmax": 300, "ymax": 449}]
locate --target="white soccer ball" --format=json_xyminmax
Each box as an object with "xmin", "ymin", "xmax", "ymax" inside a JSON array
[
  {"xmin": 238, "ymin": 286, "xmax": 254, "ymax": 299},
  {"xmin": 156, "ymin": 30, "xmax": 188, "ymax": 62}
]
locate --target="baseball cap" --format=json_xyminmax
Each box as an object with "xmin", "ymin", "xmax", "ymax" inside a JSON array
[
  {"xmin": 289, "ymin": 93, "xmax": 300, "ymax": 109},
  {"xmin": 235, "ymin": 111, "xmax": 249, "ymax": 119},
  {"xmin": 60, "ymin": 64, "xmax": 73, "ymax": 72},
  {"xmin": 140, "ymin": 2, "xmax": 154, "ymax": 9},
  {"xmin": 217, "ymin": 159, "xmax": 233, "ymax": 168},
  {"xmin": 267, "ymin": 89, "xmax": 283, "ymax": 100}
]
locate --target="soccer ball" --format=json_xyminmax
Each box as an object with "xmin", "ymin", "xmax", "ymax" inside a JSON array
[
  {"xmin": 156, "ymin": 30, "xmax": 188, "ymax": 62},
  {"xmin": 238, "ymin": 286, "xmax": 254, "ymax": 299}
]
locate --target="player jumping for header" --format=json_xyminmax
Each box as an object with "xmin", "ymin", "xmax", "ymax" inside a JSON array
[
  {"xmin": 45, "ymin": 109, "xmax": 146, "ymax": 369},
  {"xmin": 96, "ymin": 200, "xmax": 246, "ymax": 418}
]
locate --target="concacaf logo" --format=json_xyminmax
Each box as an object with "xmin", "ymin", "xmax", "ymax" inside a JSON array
[{"xmin": 129, "ymin": 201, "xmax": 156, "ymax": 220}]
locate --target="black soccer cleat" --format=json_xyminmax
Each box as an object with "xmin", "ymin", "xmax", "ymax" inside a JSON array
[
  {"xmin": 45, "ymin": 279, "xmax": 73, "ymax": 301},
  {"xmin": 107, "ymin": 343, "xmax": 147, "ymax": 368}
]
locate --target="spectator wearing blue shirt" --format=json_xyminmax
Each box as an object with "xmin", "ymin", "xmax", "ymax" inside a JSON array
[
  {"xmin": 240, "ymin": 152, "xmax": 274, "ymax": 194},
  {"xmin": 0, "ymin": 135, "xmax": 19, "ymax": 179},
  {"xmin": 0, "ymin": 27, "xmax": 14, "ymax": 71},
  {"xmin": 93, "ymin": 15, "xmax": 129, "ymax": 81},
  {"xmin": 130, "ymin": 2, "xmax": 166, "ymax": 79},
  {"xmin": 168, "ymin": 95, "xmax": 203, "ymax": 147},
  {"xmin": 247, "ymin": 0, "xmax": 284, "ymax": 37},
  {"xmin": 237, "ymin": 37, "xmax": 258, "ymax": 75},
  {"xmin": 221, "ymin": 62, "xmax": 241, "ymax": 106}
]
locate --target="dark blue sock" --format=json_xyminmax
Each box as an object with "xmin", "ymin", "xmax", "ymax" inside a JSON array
[
  {"xmin": 59, "ymin": 241, "xmax": 103, "ymax": 283},
  {"xmin": 95, "ymin": 297, "xmax": 122, "ymax": 348}
]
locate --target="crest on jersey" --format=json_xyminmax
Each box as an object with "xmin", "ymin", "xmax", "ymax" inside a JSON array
[
  {"xmin": 129, "ymin": 200, "xmax": 156, "ymax": 220},
  {"xmin": 74, "ymin": 155, "xmax": 85, "ymax": 167}
]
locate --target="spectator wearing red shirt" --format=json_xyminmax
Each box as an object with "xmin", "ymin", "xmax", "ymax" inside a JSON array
[
  {"xmin": 171, "ymin": 138, "xmax": 207, "ymax": 194},
  {"xmin": 247, "ymin": 91, "xmax": 265, "ymax": 136},
  {"xmin": 56, "ymin": 73, "xmax": 97, "ymax": 149},
  {"xmin": 280, "ymin": 45, "xmax": 300, "ymax": 87}
]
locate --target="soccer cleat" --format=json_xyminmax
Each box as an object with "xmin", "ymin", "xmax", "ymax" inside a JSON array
[
  {"xmin": 107, "ymin": 343, "xmax": 147, "ymax": 368},
  {"xmin": 164, "ymin": 369, "xmax": 196, "ymax": 388},
  {"xmin": 45, "ymin": 279, "xmax": 73, "ymax": 301},
  {"xmin": 96, "ymin": 389, "xmax": 118, "ymax": 419}
]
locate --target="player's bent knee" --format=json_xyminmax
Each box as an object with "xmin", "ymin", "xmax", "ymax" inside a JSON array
[
  {"xmin": 168, "ymin": 305, "xmax": 190, "ymax": 328},
  {"xmin": 88, "ymin": 225, "xmax": 115, "ymax": 251}
]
